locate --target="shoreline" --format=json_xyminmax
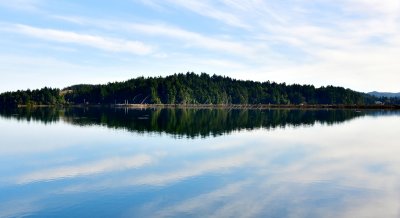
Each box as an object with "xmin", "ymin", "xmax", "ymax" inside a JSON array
[{"xmin": 13, "ymin": 104, "xmax": 400, "ymax": 110}]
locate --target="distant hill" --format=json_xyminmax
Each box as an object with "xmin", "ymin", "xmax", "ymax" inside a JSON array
[
  {"xmin": 61, "ymin": 73, "xmax": 371, "ymax": 105},
  {"xmin": 0, "ymin": 72, "xmax": 388, "ymax": 107},
  {"xmin": 368, "ymin": 91, "xmax": 400, "ymax": 98}
]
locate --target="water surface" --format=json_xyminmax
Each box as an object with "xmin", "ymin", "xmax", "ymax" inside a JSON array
[{"xmin": 0, "ymin": 108, "xmax": 399, "ymax": 217}]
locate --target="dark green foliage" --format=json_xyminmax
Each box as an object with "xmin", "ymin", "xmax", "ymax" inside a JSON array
[
  {"xmin": 375, "ymin": 96, "xmax": 400, "ymax": 105},
  {"xmin": 0, "ymin": 72, "xmax": 397, "ymax": 107},
  {"xmin": 0, "ymin": 87, "xmax": 64, "ymax": 107},
  {"xmin": 62, "ymin": 72, "xmax": 374, "ymax": 105}
]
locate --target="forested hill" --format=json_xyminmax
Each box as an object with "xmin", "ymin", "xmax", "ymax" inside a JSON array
[
  {"xmin": 0, "ymin": 87, "xmax": 64, "ymax": 107},
  {"xmin": 0, "ymin": 72, "xmax": 393, "ymax": 107}
]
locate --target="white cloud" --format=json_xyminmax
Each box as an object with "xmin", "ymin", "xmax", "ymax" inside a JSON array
[
  {"xmin": 174, "ymin": 0, "xmax": 249, "ymax": 28},
  {"xmin": 127, "ymin": 23, "xmax": 256, "ymax": 56},
  {"xmin": 342, "ymin": 0, "xmax": 400, "ymax": 16},
  {"xmin": 0, "ymin": 0, "xmax": 43, "ymax": 11},
  {"xmin": 143, "ymin": 0, "xmax": 250, "ymax": 29},
  {"xmin": 49, "ymin": 16, "xmax": 258, "ymax": 57},
  {"xmin": 10, "ymin": 24, "xmax": 154, "ymax": 55}
]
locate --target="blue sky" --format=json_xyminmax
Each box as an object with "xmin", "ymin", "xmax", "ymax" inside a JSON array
[{"xmin": 0, "ymin": 0, "xmax": 399, "ymax": 92}]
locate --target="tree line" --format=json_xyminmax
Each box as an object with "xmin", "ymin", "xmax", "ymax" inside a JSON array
[
  {"xmin": 0, "ymin": 87, "xmax": 64, "ymax": 107},
  {"xmin": 0, "ymin": 72, "xmax": 398, "ymax": 107}
]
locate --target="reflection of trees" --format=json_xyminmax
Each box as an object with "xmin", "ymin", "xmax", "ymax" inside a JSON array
[
  {"xmin": 0, "ymin": 107, "xmax": 392, "ymax": 138},
  {"xmin": 0, "ymin": 107, "xmax": 62, "ymax": 124}
]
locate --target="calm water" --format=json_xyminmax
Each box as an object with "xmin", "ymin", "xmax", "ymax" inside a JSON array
[{"xmin": 0, "ymin": 108, "xmax": 399, "ymax": 218}]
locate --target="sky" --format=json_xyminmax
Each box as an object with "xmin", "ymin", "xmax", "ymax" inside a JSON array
[{"xmin": 0, "ymin": 0, "xmax": 399, "ymax": 93}]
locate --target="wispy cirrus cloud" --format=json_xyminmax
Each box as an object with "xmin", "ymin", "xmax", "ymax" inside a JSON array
[
  {"xmin": 341, "ymin": 0, "xmax": 400, "ymax": 15},
  {"xmin": 50, "ymin": 16, "xmax": 258, "ymax": 57},
  {"xmin": 5, "ymin": 24, "xmax": 154, "ymax": 55},
  {"xmin": 0, "ymin": 0, "xmax": 43, "ymax": 11},
  {"xmin": 139, "ymin": 0, "xmax": 250, "ymax": 29}
]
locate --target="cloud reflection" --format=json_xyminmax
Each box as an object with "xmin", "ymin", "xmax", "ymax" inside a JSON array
[{"xmin": 17, "ymin": 154, "xmax": 154, "ymax": 184}]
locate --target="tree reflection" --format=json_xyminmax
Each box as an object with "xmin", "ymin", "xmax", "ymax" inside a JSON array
[{"xmin": 0, "ymin": 107, "xmax": 395, "ymax": 137}]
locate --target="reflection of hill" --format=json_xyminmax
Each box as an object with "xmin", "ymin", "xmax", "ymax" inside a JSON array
[
  {"xmin": 0, "ymin": 107, "xmax": 61, "ymax": 124},
  {"xmin": 0, "ymin": 107, "xmax": 397, "ymax": 138}
]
